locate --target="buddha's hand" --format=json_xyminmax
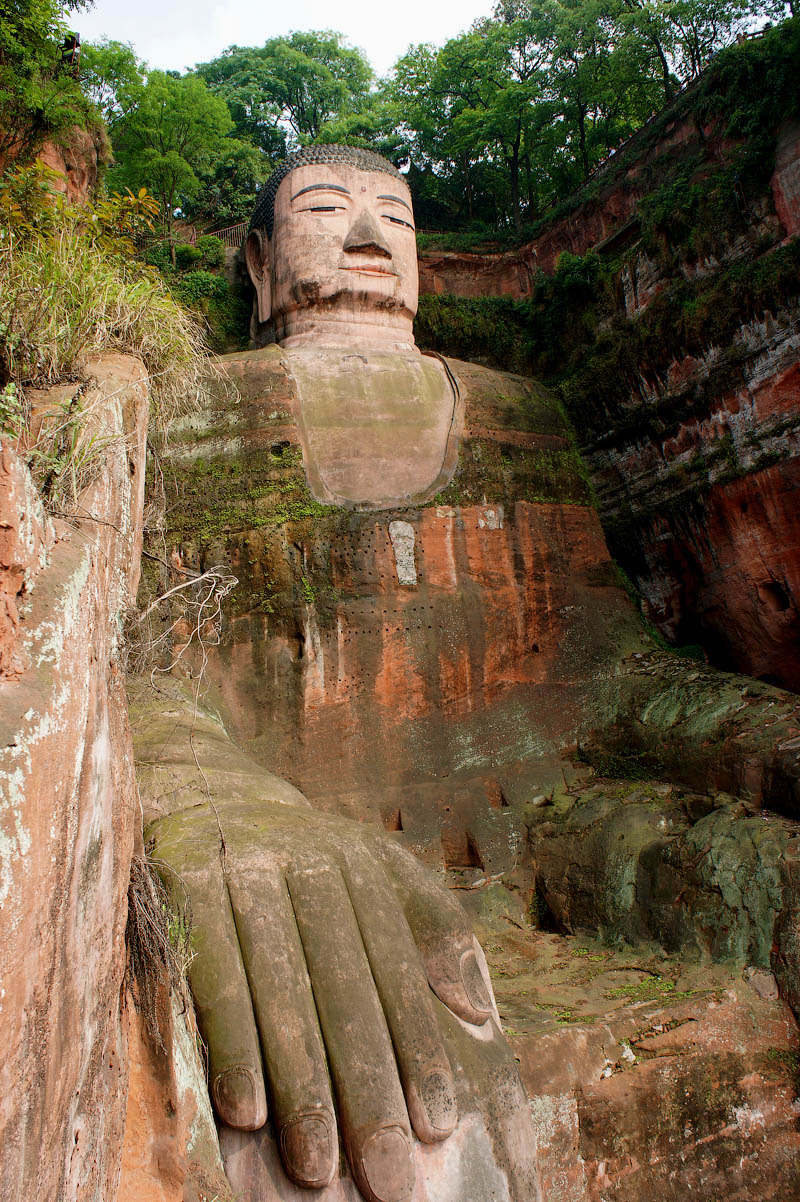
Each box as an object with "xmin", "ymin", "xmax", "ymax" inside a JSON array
[{"xmin": 147, "ymin": 799, "xmax": 496, "ymax": 1202}]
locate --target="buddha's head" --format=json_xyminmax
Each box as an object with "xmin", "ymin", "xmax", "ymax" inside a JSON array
[{"xmin": 246, "ymin": 145, "xmax": 418, "ymax": 351}]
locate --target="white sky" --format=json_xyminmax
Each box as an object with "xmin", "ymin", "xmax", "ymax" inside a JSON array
[{"xmin": 76, "ymin": 0, "xmax": 496, "ymax": 77}]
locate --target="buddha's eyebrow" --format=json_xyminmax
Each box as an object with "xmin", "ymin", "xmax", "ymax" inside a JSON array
[
  {"xmin": 291, "ymin": 183, "xmax": 351, "ymax": 201},
  {"xmin": 378, "ymin": 194, "xmax": 412, "ymax": 212}
]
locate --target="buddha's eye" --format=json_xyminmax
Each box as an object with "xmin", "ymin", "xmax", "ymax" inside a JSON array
[
  {"xmin": 384, "ymin": 214, "xmax": 414, "ymax": 230},
  {"xmin": 308, "ymin": 205, "xmax": 344, "ymax": 213}
]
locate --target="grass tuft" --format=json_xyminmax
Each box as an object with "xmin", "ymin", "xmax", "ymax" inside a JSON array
[
  {"xmin": 0, "ymin": 166, "xmax": 214, "ymax": 440},
  {"xmin": 126, "ymin": 853, "xmax": 194, "ymax": 1051}
]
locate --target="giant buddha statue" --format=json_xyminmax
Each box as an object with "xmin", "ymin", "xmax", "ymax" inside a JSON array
[
  {"xmin": 134, "ymin": 145, "xmax": 540, "ymax": 1202},
  {"xmin": 134, "ymin": 145, "xmax": 800, "ymax": 1202}
]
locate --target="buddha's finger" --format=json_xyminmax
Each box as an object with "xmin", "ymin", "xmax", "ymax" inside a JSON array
[
  {"xmin": 374, "ymin": 838, "xmax": 495, "ymax": 1026},
  {"xmin": 342, "ymin": 848, "xmax": 458, "ymax": 1144},
  {"xmin": 288, "ymin": 862, "xmax": 415, "ymax": 1202},
  {"xmin": 227, "ymin": 868, "xmax": 338, "ymax": 1189},
  {"xmin": 152, "ymin": 816, "xmax": 268, "ymax": 1131}
]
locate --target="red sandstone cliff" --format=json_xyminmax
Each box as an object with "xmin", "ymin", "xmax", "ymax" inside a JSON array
[
  {"xmin": 0, "ymin": 357, "xmax": 146, "ymax": 1201},
  {"xmin": 417, "ymin": 101, "xmax": 800, "ymax": 690}
]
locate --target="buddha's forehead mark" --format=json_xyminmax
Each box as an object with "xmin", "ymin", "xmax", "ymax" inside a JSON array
[
  {"xmin": 290, "ymin": 183, "xmax": 352, "ymax": 201},
  {"xmin": 378, "ymin": 194, "xmax": 412, "ymax": 212}
]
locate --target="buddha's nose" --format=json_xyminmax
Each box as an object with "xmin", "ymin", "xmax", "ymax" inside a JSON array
[{"xmin": 343, "ymin": 210, "xmax": 392, "ymax": 258}]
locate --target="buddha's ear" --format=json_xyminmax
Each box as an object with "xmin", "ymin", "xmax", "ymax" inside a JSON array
[{"xmin": 246, "ymin": 230, "xmax": 271, "ymax": 324}]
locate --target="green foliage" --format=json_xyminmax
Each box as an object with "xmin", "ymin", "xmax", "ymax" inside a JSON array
[
  {"xmin": 0, "ymin": 165, "xmax": 210, "ymax": 429},
  {"xmin": 195, "ymin": 234, "xmax": 225, "ymax": 269},
  {"xmin": 174, "ymin": 242, "xmax": 202, "ymax": 271},
  {"xmin": 389, "ymin": 0, "xmax": 771, "ymax": 231},
  {"xmin": 172, "ymin": 270, "xmax": 227, "ymax": 305},
  {"xmin": 185, "ymin": 137, "xmax": 270, "ymax": 228},
  {"xmin": 560, "ymin": 236, "xmax": 800, "ymax": 443},
  {"xmin": 415, "ymin": 249, "xmax": 604, "ymax": 377},
  {"xmin": 578, "ymin": 746, "xmax": 667, "ymax": 781},
  {"xmin": 605, "ymin": 976, "xmax": 694, "ymax": 1001},
  {"xmin": 196, "ymin": 31, "xmax": 373, "ymax": 151},
  {"xmin": 415, "ymin": 294, "xmax": 534, "ymax": 374},
  {"xmin": 79, "ymin": 38, "xmax": 145, "ymax": 126},
  {"xmin": 0, "ymin": 0, "xmax": 97, "ymax": 162},
  {"xmin": 172, "ymin": 237, "xmax": 228, "ymax": 275},
  {"xmin": 108, "ymin": 71, "xmax": 234, "ymax": 239},
  {"xmin": 97, "ymin": 5, "xmax": 794, "ymax": 241},
  {"xmin": 142, "ymin": 238, "xmax": 250, "ymax": 353},
  {"xmin": 0, "ymin": 382, "xmax": 25, "ymax": 438}
]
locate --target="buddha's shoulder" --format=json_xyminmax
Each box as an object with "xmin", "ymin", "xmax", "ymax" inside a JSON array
[
  {"xmin": 439, "ymin": 356, "xmax": 569, "ymax": 444},
  {"xmin": 213, "ymin": 346, "xmax": 567, "ymax": 445}
]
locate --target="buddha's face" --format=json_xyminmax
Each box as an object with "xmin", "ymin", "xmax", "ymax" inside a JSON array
[{"xmin": 246, "ymin": 162, "xmax": 419, "ymax": 349}]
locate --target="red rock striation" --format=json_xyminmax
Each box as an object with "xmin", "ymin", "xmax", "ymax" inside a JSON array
[
  {"xmin": 36, "ymin": 128, "xmax": 104, "ymax": 204},
  {"xmin": 163, "ymin": 352, "xmax": 643, "ymax": 865},
  {"xmin": 0, "ymin": 438, "xmax": 55, "ymax": 680},
  {"xmin": 0, "ymin": 356, "xmax": 147, "ymax": 1202},
  {"xmin": 591, "ymin": 316, "xmax": 800, "ymax": 690},
  {"xmin": 417, "ymin": 106, "xmax": 800, "ymax": 690}
]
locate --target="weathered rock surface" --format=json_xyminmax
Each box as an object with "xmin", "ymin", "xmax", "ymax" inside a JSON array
[
  {"xmin": 417, "ymin": 86, "xmax": 770, "ymax": 300},
  {"xmin": 484, "ymin": 927, "xmax": 800, "ymax": 1202},
  {"xmin": 589, "ymin": 310, "xmax": 800, "ymax": 692},
  {"xmin": 154, "ymin": 349, "xmax": 643, "ymax": 858},
  {"xmin": 37, "ymin": 127, "xmax": 104, "ymax": 204},
  {"xmin": 0, "ymin": 355, "xmax": 147, "ymax": 1201},
  {"xmin": 118, "ymin": 992, "xmax": 231, "ymax": 1202},
  {"xmin": 525, "ymin": 771, "xmax": 797, "ymax": 969},
  {"xmin": 4, "ymin": 338, "xmax": 800, "ymax": 1202},
  {"xmin": 144, "ymin": 341, "xmax": 800, "ymax": 1202},
  {"xmin": 0, "ymin": 438, "xmax": 55, "ymax": 680},
  {"xmin": 417, "ymin": 94, "xmax": 800, "ymax": 690}
]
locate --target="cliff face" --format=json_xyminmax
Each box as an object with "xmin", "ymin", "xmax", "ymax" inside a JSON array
[
  {"xmin": 415, "ymin": 30, "xmax": 800, "ymax": 690},
  {"xmin": 0, "ymin": 356, "xmax": 147, "ymax": 1200},
  {"xmin": 37, "ymin": 127, "xmax": 104, "ymax": 204}
]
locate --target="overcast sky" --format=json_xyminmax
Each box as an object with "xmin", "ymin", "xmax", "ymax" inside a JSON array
[{"xmin": 76, "ymin": 0, "xmax": 495, "ymax": 76}]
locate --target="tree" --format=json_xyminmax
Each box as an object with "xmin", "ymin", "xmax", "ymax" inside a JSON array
[
  {"xmin": 109, "ymin": 71, "xmax": 233, "ymax": 255},
  {"xmin": 184, "ymin": 137, "xmax": 269, "ymax": 228},
  {"xmin": 79, "ymin": 38, "xmax": 145, "ymax": 126},
  {"xmin": 387, "ymin": 0, "xmax": 775, "ymax": 232},
  {"xmin": 0, "ymin": 0, "xmax": 95, "ymax": 160},
  {"xmin": 197, "ymin": 31, "xmax": 373, "ymax": 151}
]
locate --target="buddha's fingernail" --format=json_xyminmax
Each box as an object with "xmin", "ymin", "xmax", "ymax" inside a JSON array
[
  {"xmin": 281, "ymin": 1112, "xmax": 336, "ymax": 1188},
  {"xmin": 360, "ymin": 1125, "xmax": 414, "ymax": 1202},
  {"xmin": 212, "ymin": 1066, "xmax": 266, "ymax": 1130},
  {"xmin": 460, "ymin": 949, "xmax": 493, "ymax": 1017},
  {"xmin": 421, "ymin": 1069, "xmax": 458, "ymax": 1135}
]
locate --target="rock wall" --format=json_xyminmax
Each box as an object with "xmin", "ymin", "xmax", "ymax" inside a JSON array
[
  {"xmin": 36, "ymin": 127, "xmax": 105, "ymax": 205},
  {"xmin": 152, "ymin": 343, "xmax": 800, "ymax": 1201},
  {"xmin": 415, "ymin": 57, "xmax": 800, "ymax": 689},
  {"xmin": 417, "ymin": 79, "xmax": 716, "ymax": 300},
  {"xmin": 0, "ymin": 355, "xmax": 147, "ymax": 1201},
  {"xmin": 594, "ymin": 306, "xmax": 800, "ymax": 690}
]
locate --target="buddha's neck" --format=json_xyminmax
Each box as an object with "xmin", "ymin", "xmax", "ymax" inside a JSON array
[{"xmin": 276, "ymin": 313, "xmax": 418, "ymax": 354}]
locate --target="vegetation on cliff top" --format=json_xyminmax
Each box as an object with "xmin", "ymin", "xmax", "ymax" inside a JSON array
[
  {"xmin": 0, "ymin": 0, "xmax": 104, "ymax": 163},
  {"xmin": 416, "ymin": 19, "xmax": 800, "ymax": 432},
  {"xmin": 29, "ymin": 0, "xmax": 787, "ymax": 239},
  {"xmin": 0, "ymin": 165, "xmax": 209, "ymax": 411},
  {"xmin": 0, "ymin": 164, "xmax": 213, "ymax": 506}
]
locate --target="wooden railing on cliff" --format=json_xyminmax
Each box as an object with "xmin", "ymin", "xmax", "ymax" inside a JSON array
[
  {"xmin": 133, "ymin": 221, "xmax": 248, "ymax": 253},
  {"xmin": 206, "ymin": 221, "xmax": 248, "ymax": 248}
]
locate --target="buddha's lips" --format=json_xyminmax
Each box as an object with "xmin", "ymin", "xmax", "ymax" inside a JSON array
[{"xmin": 342, "ymin": 265, "xmax": 397, "ymax": 277}]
